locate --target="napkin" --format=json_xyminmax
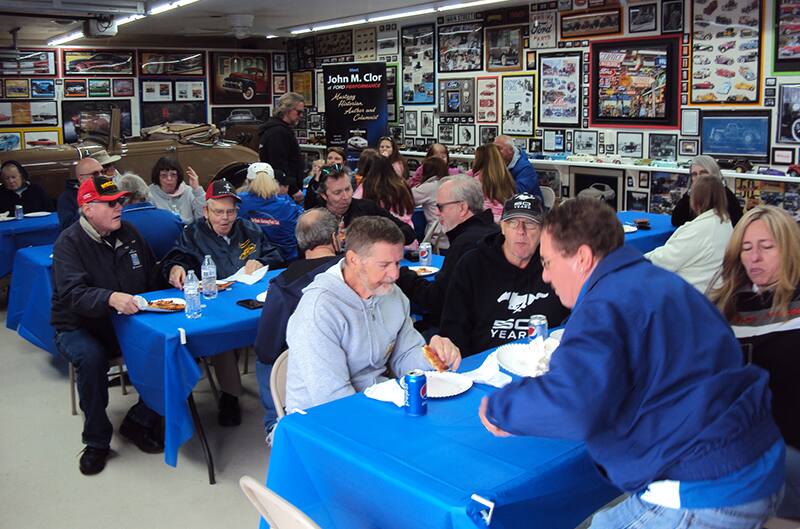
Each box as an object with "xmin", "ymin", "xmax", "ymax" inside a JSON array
[
  {"xmin": 364, "ymin": 378, "xmax": 405, "ymax": 407},
  {"xmin": 222, "ymin": 265, "xmax": 270, "ymax": 285},
  {"xmin": 462, "ymin": 352, "xmax": 512, "ymax": 388}
]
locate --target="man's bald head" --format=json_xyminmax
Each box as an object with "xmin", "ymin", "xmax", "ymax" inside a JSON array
[
  {"xmin": 296, "ymin": 207, "xmax": 339, "ymax": 252},
  {"xmin": 75, "ymin": 157, "xmax": 103, "ymax": 183},
  {"xmin": 493, "ymin": 135, "xmax": 515, "ymax": 163}
]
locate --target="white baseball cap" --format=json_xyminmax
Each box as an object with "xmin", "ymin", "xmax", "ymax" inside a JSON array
[{"xmin": 247, "ymin": 162, "xmax": 274, "ymax": 181}]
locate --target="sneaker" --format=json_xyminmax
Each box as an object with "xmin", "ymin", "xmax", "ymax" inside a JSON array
[
  {"xmin": 218, "ymin": 392, "xmax": 241, "ymax": 427},
  {"xmin": 119, "ymin": 417, "xmax": 164, "ymax": 454},
  {"xmin": 79, "ymin": 446, "xmax": 110, "ymax": 475}
]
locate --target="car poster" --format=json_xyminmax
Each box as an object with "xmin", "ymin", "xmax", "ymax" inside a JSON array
[
  {"xmin": 775, "ymin": 0, "xmax": 800, "ymax": 72},
  {"xmin": 529, "ymin": 11, "xmax": 556, "ymax": 49},
  {"xmin": 437, "ymin": 78, "xmax": 475, "ymax": 123},
  {"xmin": 210, "ymin": 106, "xmax": 270, "ymax": 129},
  {"xmin": 139, "ymin": 50, "xmax": 205, "ymax": 77},
  {"xmin": 175, "ymin": 81, "xmax": 205, "ymax": 101},
  {"xmin": 476, "ymin": 76, "xmax": 499, "ymax": 123},
  {"xmin": 140, "ymin": 101, "xmax": 207, "ymax": 128},
  {"xmin": 401, "ymin": 24, "xmax": 435, "ymax": 105},
  {"xmin": 538, "ymin": 52, "xmax": 581, "ymax": 128},
  {"xmin": 210, "ymin": 52, "xmax": 270, "ymax": 105},
  {"xmin": 23, "ymin": 129, "xmax": 61, "ymax": 149},
  {"xmin": 0, "ymin": 101, "xmax": 58, "ymax": 127},
  {"xmin": 60, "ymin": 99, "xmax": 132, "ymax": 143},
  {"xmin": 0, "ymin": 130, "xmax": 21, "ymax": 152},
  {"xmin": 63, "ymin": 49, "xmax": 134, "ymax": 76},
  {"xmin": 30, "ymin": 79, "xmax": 55, "ymax": 98},
  {"xmin": 486, "ymin": 26, "xmax": 524, "ymax": 72},
  {"xmin": 437, "ymin": 22, "xmax": 483, "ymax": 73},
  {"xmin": 501, "ymin": 73, "xmax": 536, "ymax": 136},
  {"xmin": 690, "ymin": 0, "xmax": 762, "ymax": 104},
  {"xmin": 0, "ymin": 50, "xmax": 56, "ymax": 76}
]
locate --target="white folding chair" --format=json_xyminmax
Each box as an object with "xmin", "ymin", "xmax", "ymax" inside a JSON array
[
  {"xmin": 239, "ymin": 475, "xmax": 321, "ymax": 529},
  {"xmin": 541, "ymin": 186, "xmax": 556, "ymax": 210},
  {"xmin": 270, "ymin": 350, "xmax": 289, "ymax": 420}
]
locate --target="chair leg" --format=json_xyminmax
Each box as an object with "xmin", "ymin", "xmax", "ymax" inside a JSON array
[
  {"xmin": 118, "ymin": 359, "xmax": 128, "ymax": 396},
  {"xmin": 69, "ymin": 363, "xmax": 77, "ymax": 416},
  {"xmin": 201, "ymin": 358, "xmax": 219, "ymax": 402},
  {"xmin": 242, "ymin": 347, "xmax": 250, "ymax": 375}
]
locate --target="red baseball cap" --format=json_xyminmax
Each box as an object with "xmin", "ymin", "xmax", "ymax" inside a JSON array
[
  {"xmin": 77, "ymin": 176, "xmax": 129, "ymax": 206},
  {"xmin": 205, "ymin": 179, "xmax": 241, "ymax": 202}
]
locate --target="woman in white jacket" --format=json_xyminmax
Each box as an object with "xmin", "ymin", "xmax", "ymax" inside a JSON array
[
  {"xmin": 148, "ymin": 156, "xmax": 205, "ymax": 223},
  {"xmin": 645, "ymin": 168, "xmax": 733, "ymax": 294}
]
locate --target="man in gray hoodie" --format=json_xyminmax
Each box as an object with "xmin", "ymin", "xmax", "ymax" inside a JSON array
[{"xmin": 285, "ymin": 216, "xmax": 461, "ymax": 412}]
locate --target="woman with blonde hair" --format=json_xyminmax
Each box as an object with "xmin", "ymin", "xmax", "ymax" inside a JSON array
[
  {"xmin": 239, "ymin": 162, "xmax": 304, "ymax": 262},
  {"xmin": 470, "ymin": 143, "xmax": 515, "ymax": 222},
  {"xmin": 645, "ymin": 173, "xmax": 732, "ymax": 293},
  {"xmin": 709, "ymin": 205, "xmax": 800, "ymax": 518}
]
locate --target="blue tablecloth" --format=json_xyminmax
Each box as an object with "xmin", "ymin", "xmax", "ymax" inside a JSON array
[
  {"xmin": 265, "ymin": 352, "xmax": 620, "ymax": 529},
  {"xmin": 0, "ymin": 213, "xmax": 59, "ymax": 277},
  {"xmin": 618, "ymin": 211, "xmax": 675, "ymax": 254},
  {"xmin": 6, "ymin": 244, "xmax": 57, "ymax": 356}
]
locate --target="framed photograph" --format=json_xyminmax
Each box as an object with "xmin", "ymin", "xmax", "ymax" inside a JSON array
[
  {"xmin": 501, "ymin": 73, "xmax": 536, "ymax": 136},
  {"xmin": 290, "ymin": 70, "xmax": 314, "ymax": 106},
  {"xmin": 210, "ymin": 51, "xmax": 270, "ymax": 105},
  {"xmin": 480, "ymin": 125, "xmax": 499, "ymax": 144},
  {"xmin": 627, "ymin": 175, "xmax": 635, "ymax": 188},
  {"xmin": 175, "ymin": 81, "xmax": 205, "ymax": 101},
  {"xmin": 678, "ymin": 138, "xmax": 699, "ymax": 156},
  {"xmin": 140, "ymin": 101, "xmax": 207, "ymax": 128},
  {"xmin": 591, "ymin": 36, "xmax": 681, "ymax": 127},
  {"xmin": 142, "ymin": 81, "xmax": 172, "ymax": 102},
  {"xmin": 458, "ymin": 124, "xmax": 476, "ymax": 145},
  {"xmin": 526, "ymin": 51, "xmax": 537, "ymax": 70},
  {"xmin": 485, "ymin": 26, "xmax": 524, "ymax": 72},
  {"xmin": 63, "ymin": 79, "xmax": 87, "ymax": 98},
  {"xmin": 405, "ymin": 109, "xmax": 418, "ymax": 135},
  {"xmin": 112, "ymin": 78, "xmax": 134, "ymax": 97},
  {"xmin": 476, "ymin": 76, "xmax": 499, "ymax": 123},
  {"xmin": 22, "ymin": 129, "xmax": 61, "ymax": 149},
  {"xmin": 0, "ymin": 130, "xmax": 21, "ymax": 152},
  {"xmin": 681, "ymin": 108, "xmax": 700, "ymax": 136},
  {"xmin": 561, "ymin": 9, "xmax": 621, "ymax": 39},
  {"xmin": 401, "ymin": 24, "xmax": 435, "ymax": 104},
  {"xmin": 700, "ymin": 110, "xmax": 771, "ymax": 162},
  {"xmin": 543, "ymin": 129, "xmax": 565, "ymax": 151},
  {"xmin": 315, "ymin": 29, "xmax": 353, "ymax": 58},
  {"xmin": 0, "ymin": 49, "xmax": 56, "ymax": 76},
  {"xmin": 529, "ymin": 11, "xmax": 557, "ymax": 49},
  {"xmin": 63, "ymin": 49, "xmax": 134, "ymax": 76},
  {"xmin": 638, "ymin": 171, "xmax": 650, "ymax": 188},
  {"xmin": 775, "ymin": 0, "xmax": 800, "ymax": 72},
  {"xmin": 0, "ymin": 80, "xmax": 4, "ymax": 99},
  {"xmin": 628, "ymin": 3, "xmax": 657, "ymax": 33},
  {"xmin": 438, "ymin": 123, "xmax": 455, "ymax": 145},
  {"xmin": 648, "ymin": 133, "xmax": 678, "ymax": 161},
  {"xmin": 354, "ymin": 27, "xmax": 377, "ymax": 62},
  {"xmin": 538, "ymin": 52, "xmax": 581, "ymax": 128},
  {"xmin": 87, "ymin": 78, "xmax": 111, "ymax": 98},
  {"xmin": 617, "ymin": 131, "xmax": 644, "ymax": 158},
  {"xmin": 29, "ymin": 79, "xmax": 55, "ymax": 98},
  {"xmin": 386, "ymin": 63, "xmax": 399, "ymax": 123},
  {"xmin": 0, "ymin": 101, "xmax": 58, "ymax": 127},
  {"xmin": 438, "ymin": 22, "xmax": 483, "ymax": 73},
  {"xmin": 766, "ymin": 97, "xmax": 776, "ymax": 107},
  {"xmin": 766, "ymin": 88, "xmax": 777, "ymax": 97},
  {"xmin": 60, "ymin": 99, "xmax": 131, "ymax": 142},
  {"xmin": 211, "ymin": 106, "xmax": 271, "ymax": 128},
  {"xmin": 438, "ymin": 78, "xmax": 475, "ymax": 122},
  {"xmin": 574, "ymin": 130, "xmax": 598, "ymax": 155},
  {"xmin": 272, "ymin": 74, "xmax": 288, "ymax": 96},
  {"xmin": 766, "ymin": 77, "xmax": 777, "ymax": 87},
  {"xmin": 272, "ymin": 52, "xmax": 287, "ymax": 73},
  {"xmin": 778, "ymin": 84, "xmax": 800, "ymax": 143},
  {"xmin": 661, "ymin": 0, "xmax": 683, "ymax": 33},
  {"xmin": 626, "ymin": 190, "xmax": 650, "ymax": 212},
  {"xmin": 4, "ymin": 79, "xmax": 30, "ymax": 99},
  {"xmin": 420, "ymin": 111, "xmax": 435, "ymax": 136},
  {"xmin": 377, "ymin": 23, "xmax": 399, "ymax": 56},
  {"xmin": 139, "ymin": 50, "xmax": 204, "ymax": 76},
  {"xmin": 771, "ymin": 147, "xmax": 795, "ymax": 165}
]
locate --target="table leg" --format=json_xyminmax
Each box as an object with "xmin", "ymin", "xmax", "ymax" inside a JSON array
[{"xmin": 187, "ymin": 394, "xmax": 216, "ymax": 485}]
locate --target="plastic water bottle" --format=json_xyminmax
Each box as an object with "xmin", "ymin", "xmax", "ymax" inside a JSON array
[
  {"xmin": 201, "ymin": 255, "xmax": 217, "ymax": 300},
  {"xmin": 184, "ymin": 270, "xmax": 202, "ymax": 319}
]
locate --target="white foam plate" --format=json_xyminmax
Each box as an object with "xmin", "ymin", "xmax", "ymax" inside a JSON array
[
  {"xmin": 424, "ymin": 371, "xmax": 473, "ymax": 398},
  {"xmin": 496, "ymin": 339, "xmax": 560, "ymax": 378},
  {"xmin": 256, "ymin": 290, "xmax": 268, "ymax": 302},
  {"xmin": 549, "ymin": 329, "xmax": 564, "ymax": 341},
  {"xmin": 623, "ymin": 224, "xmax": 638, "ymax": 233},
  {"xmin": 408, "ymin": 265, "xmax": 439, "ymax": 276},
  {"xmin": 140, "ymin": 297, "xmax": 185, "ymax": 313},
  {"xmin": 0, "ymin": 216, "xmax": 14, "ymax": 222},
  {"xmin": 24, "ymin": 211, "xmax": 50, "ymax": 217}
]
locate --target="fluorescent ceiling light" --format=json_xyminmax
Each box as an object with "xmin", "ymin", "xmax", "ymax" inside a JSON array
[
  {"xmin": 291, "ymin": 28, "xmax": 313, "ymax": 35},
  {"xmin": 367, "ymin": 7, "xmax": 435, "ymax": 22},
  {"xmin": 47, "ymin": 30, "xmax": 84, "ymax": 46},
  {"xmin": 149, "ymin": 0, "xmax": 199, "ymax": 16},
  {"xmin": 314, "ymin": 18, "xmax": 367, "ymax": 31},
  {"xmin": 266, "ymin": 34, "xmax": 279, "ymax": 39},
  {"xmin": 437, "ymin": 0, "xmax": 507, "ymax": 11},
  {"xmin": 116, "ymin": 14, "xmax": 146, "ymax": 25}
]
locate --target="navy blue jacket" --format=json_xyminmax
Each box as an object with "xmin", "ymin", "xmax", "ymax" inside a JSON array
[
  {"xmin": 0, "ymin": 182, "xmax": 53, "ymax": 216},
  {"xmin": 161, "ymin": 217, "xmax": 284, "ymax": 280},
  {"xmin": 121, "ymin": 202, "xmax": 184, "ymax": 260},
  {"xmin": 509, "ymin": 149, "xmax": 542, "ymax": 200},
  {"xmin": 238, "ymin": 192, "xmax": 303, "ymax": 262},
  {"xmin": 57, "ymin": 179, "xmax": 80, "ymax": 231},
  {"xmin": 486, "ymin": 245, "xmax": 780, "ymax": 493}
]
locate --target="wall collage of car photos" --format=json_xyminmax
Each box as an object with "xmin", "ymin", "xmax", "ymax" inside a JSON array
[{"xmin": 1, "ymin": 0, "xmax": 800, "ymax": 220}]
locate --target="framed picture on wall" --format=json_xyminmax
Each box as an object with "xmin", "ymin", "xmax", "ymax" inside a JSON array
[
  {"xmin": 458, "ymin": 124, "xmax": 475, "ymax": 145},
  {"xmin": 4, "ymin": 79, "xmax": 30, "ymax": 99},
  {"xmin": 529, "ymin": 11, "xmax": 557, "ymax": 49},
  {"xmin": 63, "ymin": 79, "xmax": 87, "ymax": 98},
  {"xmin": 778, "ymin": 84, "xmax": 800, "ymax": 143},
  {"xmin": 141, "ymin": 80, "xmax": 172, "ymax": 102},
  {"xmin": 486, "ymin": 26, "xmax": 524, "ymax": 72},
  {"xmin": 438, "ymin": 123, "xmax": 455, "ymax": 145},
  {"xmin": 421, "ymin": 111, "xmax": 435, "ymax": 136},
  {"xmin": 678, "ymin": 138, "xmax": 699, "ymax": 156},
  {"xmin": 272, "ymin": 74, "xmax": 288, "ymax": 95},
  {"xmin": 438, "ymin": 78, "xmax": 475, "ymax": 123},
  {"xmin": 112, "ymin": 78, "xmax": 134, "ymax": 97},
  {"xmin": 139, "ymin": 50, "xmax": 205, "ymax": 76},
  {"xmin": 617, "ymin": 131, "xmax": 644, "ymax": 158},
  {"xmin": 386, "ymin": 63, "xmax": 399, "ymax": 123},
  {"xmin": 775, "ymin": 0, "xmax": 800, "ymax": 72},
  {"xmin": 501, "ymin": 73, "xmax": 536, "ymax": 136},
  {"xmin": 771, "ymin": 147, "xmax": 795, "ymax": 165},
  {"xmin": 401, "ymin": 24, "xmax": 435, "ymax": 104},
  {"xmin": 480, "ymin": 125, "xmax": 499, "ymax": 144},
  {"xmin": 290, "ymin": 70, "xmax": 313, "ymax": 106},
  {"xmin": 628, "ymin": 3, "xmax": 657, "ymax": 33},
  {"xmin": 140, "ymin": 101, "xmax": 206, "ymax": 128},
  {"xmin": 175, "ymin": 81, "xmax": 205, "ymax": 101},
  {"xmin": 87, "ymin": 78, "xmax": 111, "ymax": 98},
  {"xmin": 648, "ymin": 133, "xmax": 678, "ymax": 161},
  {"xmin": 661, "ymin": 0, "xmax": 683, "ymax": 33},
  {"xmin": 60, "ymin": 99, "xmax": 132, "ymax": 142},
  {"xmin": 29, "ymin": 79, "xmax": 55, "ymax": 98},
  {"xmin": 272, "ymin": 53, "xmax": 287, "ymax": 73},
  {"xmin": 574, "ymin": 130, "xmax": 598, "ymax": 155},
  {"xmin": 210, "ymin": 51, "xmax": 270, "ymax": 105},
  {"xmin": 638, "ymin": 171, "xmax": 650, "ymax": 188},
  {"xmin": 0, "ymin": 49, "xmax": 56, "ymax": 76},
  {"xmin": 476, "ymin": 76, "xmax": 499, "ymax": 123},
  {"xmin": 538, "ymin": 52, "xmax": 581, "ymax": 128},
  {"xmin": 561, "ymin": 9, "xmax": 621, "ymax": 39},
  {"xmin": 63, "ymin": 49, "xmax": 134, "ymax": 76},
  {"xmin": 543, "ymin": 129, "xmax": 565, "ymax": 151},
  {"xmin": 0, "ymin": 101, "xmax": 59, "ymax": 126},
  {"xmin": 405, "ymin": 109, "xmax": 418, "ymax": 135},
  {"xmin": 437, "ymin": 22, "xmax": 483, "ymax": 73}
]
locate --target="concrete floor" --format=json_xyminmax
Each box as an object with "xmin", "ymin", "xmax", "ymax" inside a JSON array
[{"xmin": 0, "ymin": 308, "xmax": 270, "ymax": 529}]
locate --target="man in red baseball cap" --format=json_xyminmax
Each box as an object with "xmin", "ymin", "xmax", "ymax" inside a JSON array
[{"xmin": 52, "ymin": 175, "xmax": 166, "ymax": 475}]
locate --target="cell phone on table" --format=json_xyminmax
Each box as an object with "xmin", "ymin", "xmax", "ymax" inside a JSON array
[{"xmin": 236, "ymin": 299, "xmax": 264, "ymax": 310}]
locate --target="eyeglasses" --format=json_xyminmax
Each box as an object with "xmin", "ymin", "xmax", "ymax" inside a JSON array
[
  {"xmin": 79, "ymin": 170, "xmax": 102, "ymax": 179},
  {"xmin": 320, "ymin": 163, "xmax": 343, "ymax": 176},
  {"xmin": 435, "ymin": 200, "xmax": 463, "ymax": 211},
  {"xmin": 91, "ymin": 197, "xmax": 126, "ymax": 207},
  {"xmin": 207, "ymin": 207, "xmax": 237, "ymax": 218},
  {"xmin": 505, "ymin": 219, "xmax": 540, "ymax": 232}
]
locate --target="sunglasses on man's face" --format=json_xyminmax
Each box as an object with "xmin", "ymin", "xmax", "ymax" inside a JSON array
[
  {"xmin": 92, "ymin": 197, "xmax": 127, "ymax": 208},
  {"xmin": 79, "ymin": 170, "xmax": 103, "ymax": 179}
]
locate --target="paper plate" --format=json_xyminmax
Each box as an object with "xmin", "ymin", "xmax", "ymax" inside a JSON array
[
  {"xmin": 408, "ymin": 265, "xmax": 440, "ymax": 277},
  {"xmin": 0, "ymin": 216, "xmax": 14, "ymax": 222},
  {"xmin": 256, "ymin": 290, "xmax": 268, "ymax": 302},
  {"xmin": 424, "ymin": 371, "xmax": 473, "ymax": 398},
  {"xmin": 142, "ymin": 297, "xmax": 185, "ymax": 313},
  {"xmin": 549, "ymin": 329, "xmax": 564, "ymax": 341},
  {"xmin": 24, "ymin": 211, "xmax": 51, "ymax": 218},
  {"xmin": 496, "ymin": 339, "xmax": 559, "ymax": 378},
  {"xmin": 623, "ymin": 224, "xmax": 638, "ymax": 233}
]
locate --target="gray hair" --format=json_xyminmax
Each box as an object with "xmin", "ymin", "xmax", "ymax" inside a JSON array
[
  {"xmin": 690, "ymin": 155, "xmax": 723, "ymax": 182},
  {"xmin": 117, "ymin": 172, "xmax": 150, "ymax": 203},
  {"xmin": 346, "ymin": 216, "xmax": 404, "ymax": 257},
  {"xmin": 440, "ymin": 174, "xmax": 484, "ymax": 215},
  {"xmin": 275, "ymin": 92, "xmax": 305, "ymax": 118},
  {"xmin": 295, "ymin": 208, "xmax": 339, "ymax": 251}
]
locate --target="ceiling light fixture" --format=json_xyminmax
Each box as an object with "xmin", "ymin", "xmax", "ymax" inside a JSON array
[
  {"xmin": 149, "ymin": 0, "xmax": 200, "ymax": 16},
  {"xmin": 367, "ymin": 7, "xmax": 436, "ymax": 23},
  {"xmin": 47, "ymin": 30, "xmax": 85, "ymax": 46},
  {"xmin": 116, "ymin": 14, "xmax": 146, "ymax": 26},
  {"xmin": 437, "ymin": 0, "xmax": 508, "ymax": 11},
  {"xmin": 314, "ymin": 18, "xmax": 368, "ymax": 31},
  {"xmin": 266, "ymin": 34, "xmax": 279, "ymax": 39},
  {"xmin": 291, "ymin": 28, "xmax": 313, "ymax": 35}
]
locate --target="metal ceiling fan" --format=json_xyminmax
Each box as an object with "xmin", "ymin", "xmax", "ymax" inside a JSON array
[{"xmin": 179, "ymin": 14, "xmax": 280, "ymax": 39}]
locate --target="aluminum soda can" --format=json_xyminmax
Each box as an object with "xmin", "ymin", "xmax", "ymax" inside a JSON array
[
  {"xmin": 14, "ymin": 204, "xmax": 23, "ymax": 220},
  {"xmin": 403, "ymin": 369, "xmax": 427, "ymax": 416},
  {"xmin": 527, "ymin": 314, "xmax": 548, "ymax": 344},
  {"xmin": 419, "ymin": 242, "xmax": 432, "ymax": 267}
]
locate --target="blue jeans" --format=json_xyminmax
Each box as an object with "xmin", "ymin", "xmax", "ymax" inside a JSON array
[
  {"xmin": 255, "ymin": 359, "xmax": 278, "ymax": 431},
  {"xmin": 56, "ymin": 328, "xmax": 159, "ymax": 448},
  {"xmin": 588, "ymin": 490, "xmax": 783, "ymax": 529}
]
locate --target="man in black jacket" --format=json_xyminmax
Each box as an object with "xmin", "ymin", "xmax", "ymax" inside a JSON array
[
  {"xmin": 258, "ymin": 92, "xmax": 305, "ymax": 196},
  {"xmin": 161, "ymin": 179, "xmax": 284, "ymax": 427},
  {"xmin": 317, "ymin": 164, "xmax": 417, "ymax": 246},
  {"xmin": 441, "ymin": 194, "xmax": 569, "ymax": 357},
  {"xmin": 396, "ymin": 175, "xmax": 498, "ymax": 332},
  {"xmin": 57, "ymin": 157, "xmax": 103, "ymax": 230},
  {"xmin": 52, "ymin": 176, "xmax": 164, "ymax": 475}
]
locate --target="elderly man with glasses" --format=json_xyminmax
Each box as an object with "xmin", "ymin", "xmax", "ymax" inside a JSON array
[
  {"xmin": 52, "ymin": 175, "xmax": 165, "ymax": 475},
  {"xmin": 440, "ymin": 193, "xmax": 569, "ymax": 357},
  {"xmin": 161, "ymin": 179, "xmax": 284, "ymax": 427}
]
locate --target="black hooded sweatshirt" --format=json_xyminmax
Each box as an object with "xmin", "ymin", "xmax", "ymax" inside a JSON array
[{"xmin": 258, "ymin": 117, "xmax": 302, "ymax": 194}]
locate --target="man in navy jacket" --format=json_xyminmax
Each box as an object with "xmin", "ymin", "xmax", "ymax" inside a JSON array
[
  {"xmin": 494, "ymin": 135, "xmax": 542, "ymax": 200},
  {"xmin": 480, "ymin": 198, "xmax": 784, "ymax": 527}
]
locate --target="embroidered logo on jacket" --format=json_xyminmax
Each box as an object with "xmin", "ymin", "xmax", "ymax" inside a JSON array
[
  {"xmin": 239, "ymin": 239, "xmax": 256, "ymax": 260},
  {"xmin": 496, "ymin": 291, "xmax": 549, "ymax": 313}
]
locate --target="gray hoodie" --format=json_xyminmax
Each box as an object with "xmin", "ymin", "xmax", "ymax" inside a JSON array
[
  {"xmin": 148, "ymin": 182, "xmax": 205, "ymax": 224},
  {"xmin": 285, "ymin": 258, "xmax": 428, "ymax": 412}
]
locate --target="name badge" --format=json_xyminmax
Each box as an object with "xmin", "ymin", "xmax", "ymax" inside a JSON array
[{"xmin": 130, "ymin": 250, "xmax": 141, "ymax": 269}]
